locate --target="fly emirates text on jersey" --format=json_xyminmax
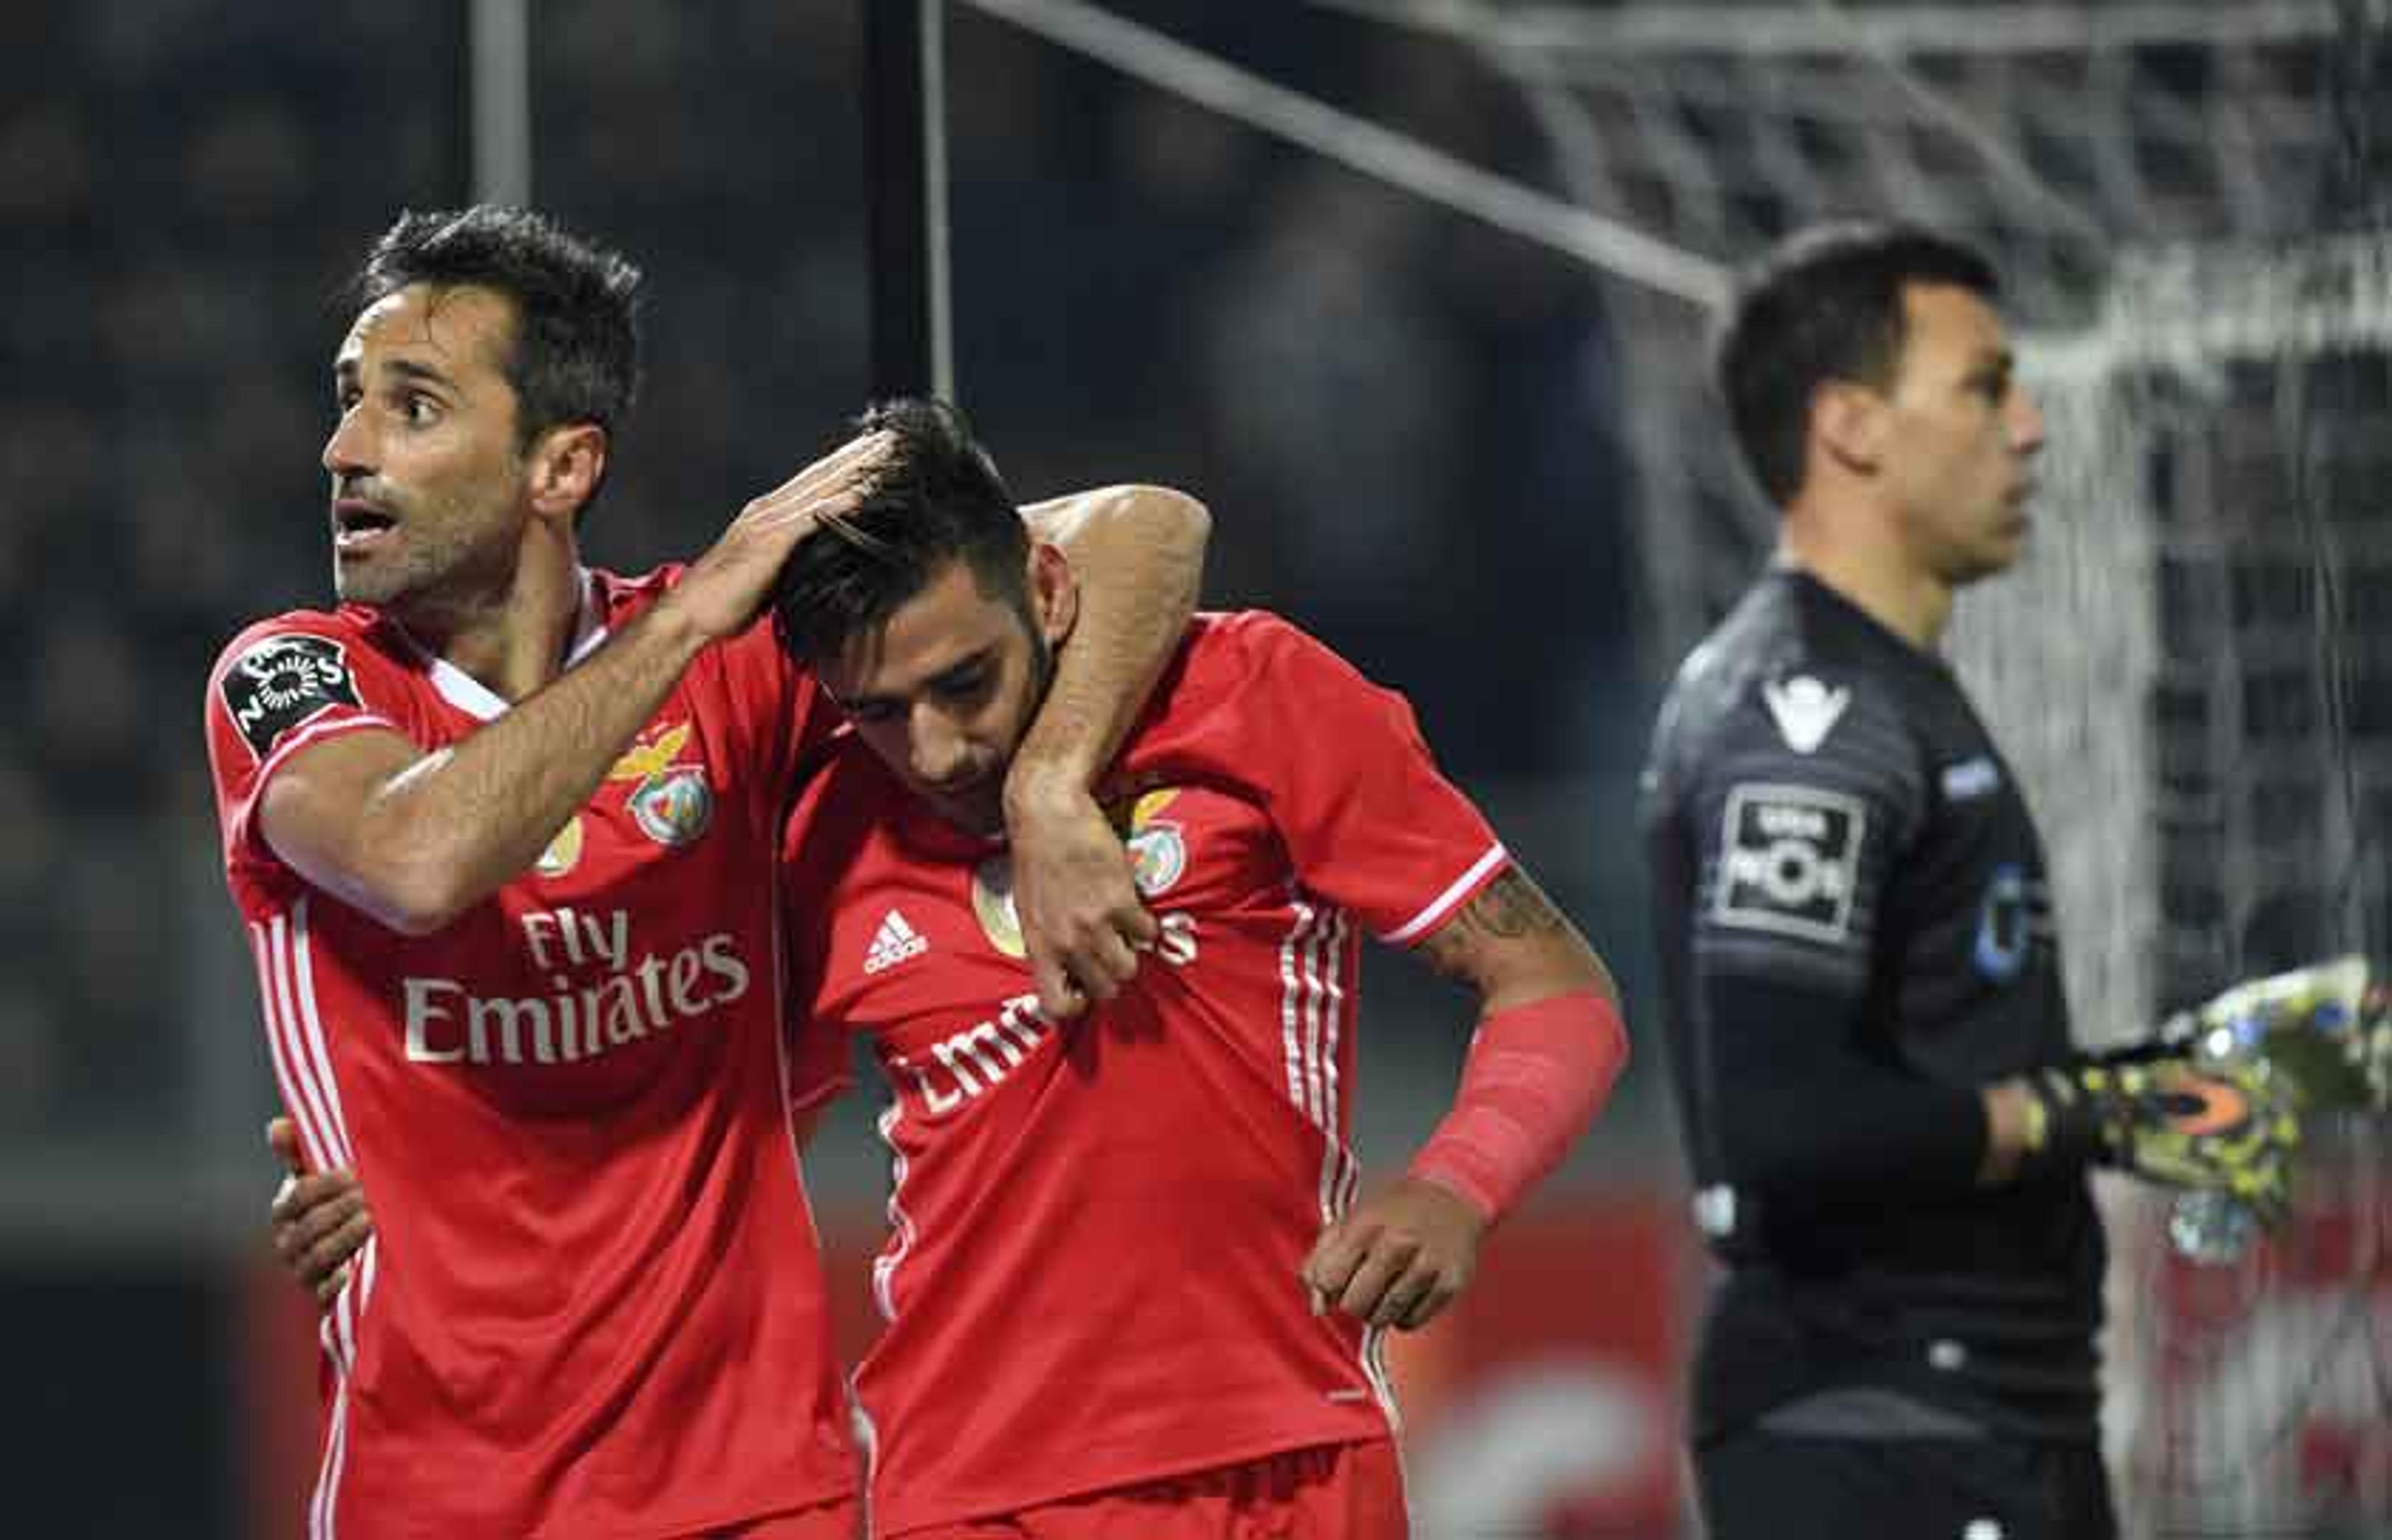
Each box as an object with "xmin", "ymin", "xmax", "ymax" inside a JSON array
[
  {"xmin": 893, "ymin": 911, "xmax": 1197, "ymax": 1114},
  {"xmin": 402, "ymin": 905, "xmax": 752, "ymax": 1067}
]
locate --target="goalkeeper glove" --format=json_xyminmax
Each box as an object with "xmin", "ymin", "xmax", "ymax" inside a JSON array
[
  {"xmin": 2158, "ymin": 954, "xmax": 2391, "ymax": 1114},
  {"xmin": 2024, "ymin": 1054, "xmax": 2300, "ymax": 1221}
]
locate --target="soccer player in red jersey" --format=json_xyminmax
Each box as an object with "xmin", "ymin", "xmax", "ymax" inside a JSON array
[
  {"xmin": 209, "ymin": 209, "xmax": 1205, "ymax": 1540},
  {"xmin": 767, "ymin": 399, "xmax": 1633, "ymax": 1537}
]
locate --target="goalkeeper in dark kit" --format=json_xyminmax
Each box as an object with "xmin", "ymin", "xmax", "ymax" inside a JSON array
[{"xmin": 1638, "ymin": 221, "xmax": 2375, "ymax": 1540}]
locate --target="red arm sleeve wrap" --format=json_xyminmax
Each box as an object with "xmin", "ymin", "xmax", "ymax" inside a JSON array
[{"xmin": 1408, "ymin": 990, "xmax": 1630, "ymax": 1223}]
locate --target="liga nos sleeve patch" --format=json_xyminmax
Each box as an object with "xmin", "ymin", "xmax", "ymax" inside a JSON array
[
  {"xmin": 221, "ymin": 633, "xmax": 361, "ymax": 760},
  {"xmin": 1714, "ymin": 782, "xmax": 1867, "ymax": 943}
]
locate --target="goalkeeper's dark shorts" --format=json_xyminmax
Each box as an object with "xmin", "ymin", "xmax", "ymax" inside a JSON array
[{"xmin": 1696, "ymin": 1426, "xmax": 2116, "ymax": 1540}]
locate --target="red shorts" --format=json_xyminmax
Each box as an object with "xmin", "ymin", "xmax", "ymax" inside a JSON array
[
  {"xmin": 713, "ymin": 1493, "xmax": 865, "ymax": 1539},
  {"xmin": 892, "ymin": 1438, "xmax": 1407, "ymax": 1539}
]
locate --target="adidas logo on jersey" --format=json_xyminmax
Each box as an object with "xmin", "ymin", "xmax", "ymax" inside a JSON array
[{"xmin": 865, "ymin": 909, "xmax": 929, "ymax": 975}]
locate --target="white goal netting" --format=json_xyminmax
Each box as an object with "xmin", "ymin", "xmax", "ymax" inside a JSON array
[
  {"xmin": 967, "ymin": 0, "xmax": 2388, "ymax": 1531},
  {"xmin": 1464, "ymin": 4, "xmax": 2392, "ymax": 1533}
]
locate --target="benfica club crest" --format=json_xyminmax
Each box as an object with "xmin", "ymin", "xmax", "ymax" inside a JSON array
[
  {"xmin": 629, "ymin": 765, "xmax": 713, "ymax": 848},
  {"xmin": 1122, "ymin": 788, "xmax": 1189, "ymax": 900},
  {"xmin": 610, "ymin": 721, "xmax": 713, "ymax": 850}
]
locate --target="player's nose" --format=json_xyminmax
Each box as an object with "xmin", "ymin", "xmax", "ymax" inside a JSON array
[
  {"xmin": 908, "ymin": 712, "xmax": 973, "ymax": 788},
  {"xmin": 2009, "ymin": 384, "xmax": 2046, "ymax": 458},
  {"xmin": 323, "ymin": 407, "xmax": 373, "ymax": 477}
]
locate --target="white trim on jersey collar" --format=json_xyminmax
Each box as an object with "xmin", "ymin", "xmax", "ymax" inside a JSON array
[{"xmin": 396, "ymin": 567, "xmax": 612, "ymax": 722}]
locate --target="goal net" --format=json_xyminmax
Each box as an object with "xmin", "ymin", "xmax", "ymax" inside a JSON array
[
  {"xmin": 1457, "ymin": 3, "xmax": 2391, "ymax": 1532},
  {"xmin": 963, "ymin": 0, "xmax": 2386, "ymax": 1529}
]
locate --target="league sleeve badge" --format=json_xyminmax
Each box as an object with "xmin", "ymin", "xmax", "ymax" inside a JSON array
[
  {"xmin": 219, "ymin": 634, "xmax": 363, "ymax": 760},
  {"xmin": 1713, "ymin": 782, "xmax": 1868, "ymax": 943}
]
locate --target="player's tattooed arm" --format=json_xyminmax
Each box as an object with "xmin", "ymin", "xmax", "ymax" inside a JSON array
[
  {"xmin": 1305, "ymin": 868, "xmax": 1628, "ymax": 1330},
  {"xmin": 1417, "ymin": 868, "xmax": 1616, "ymax": 1012}
]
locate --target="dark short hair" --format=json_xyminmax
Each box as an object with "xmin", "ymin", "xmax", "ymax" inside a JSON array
[
  {"xmin": 771, "ymin": 397, "xmax": 1030, "ymax": 664},
  {"xmin": 348, "ymin": 205, "xmax": 643, "ymax": 508},
  {"xmin": 1714, "ymin": 222, "xmax": 2000, "ymax": 507}
]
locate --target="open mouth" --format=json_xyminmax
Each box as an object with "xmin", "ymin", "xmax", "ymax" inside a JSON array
[{"xmin": 332, "ymin": 502, "xmax": 399, "ymax": 550}]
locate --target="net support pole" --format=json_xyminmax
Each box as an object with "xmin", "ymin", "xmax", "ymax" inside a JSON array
[
  {"xmin": 863, "ymin": 0, "xmax": 955, "ymax": 402},
  {"xmin": 468, "ymin": 0, "xmax": 533, "ymax": 205}
]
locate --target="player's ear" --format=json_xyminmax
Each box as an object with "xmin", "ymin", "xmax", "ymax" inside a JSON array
[
  {"xmin": 1027, "ymin": 541, "xmax": 1076, "ymax": 647},
  {"xmin": 1812, "ymin": 379, "xmax": 1886, "ymax": 477},
  {"xmin": 526, "ymin": 423, "xmax": 607, "ymax": 527}
]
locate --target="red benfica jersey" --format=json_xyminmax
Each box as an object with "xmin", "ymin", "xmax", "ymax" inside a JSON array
[
  {"xmin": 204, "ymin": 569, "xmax": 855, "ymax": 1540},
  {"xmin": 780, "ymin": 612, "xmax": 1508, "ymax": 1534}
]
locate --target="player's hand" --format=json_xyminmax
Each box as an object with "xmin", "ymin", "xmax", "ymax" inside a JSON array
[
  {"xmin": 1301, "ymin": 1177, "xmax": 1488, "ymax": 1333},
  {"xmin": 2032, "ymin": 1054, "xmax": 2302, "ymax": 1222},
  {"xmin": 267, "ymin": 1116, "xmax": 374, "ymax": 1306},
  {"xmin": 1002, "ymin": 768, "xmax": 1157, "ymax": 1019},
  {"xmin": 664, "ymin": 430, "xmax": 892, "ymax": 643}
]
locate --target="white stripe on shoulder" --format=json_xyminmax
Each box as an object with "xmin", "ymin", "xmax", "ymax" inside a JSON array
[{"xmin": 1382, "ymin": 843, "xmax": 1509, "ymax": 945}]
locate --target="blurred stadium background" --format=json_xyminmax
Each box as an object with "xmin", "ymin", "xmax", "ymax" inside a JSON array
[{"xmin": 2, "ymin": 2, "xmax": 2384, "ymax": 1535}]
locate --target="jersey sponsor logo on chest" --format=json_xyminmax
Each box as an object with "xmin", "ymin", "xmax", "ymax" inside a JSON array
[
  {"xmin": 401, "ymin": 904, "xmax": 752, "ymax": 1067},
  {"xmin": 878, "ymin": 913, "xmax": 1203, "ymax": 1113},
  {"xmin": 889, "ymin": 993, "xmax": 1055, "ymax": 1114},
  {"xmin": 1714, "ymin": 782, "xmax": 1868, "ymax": 943}
]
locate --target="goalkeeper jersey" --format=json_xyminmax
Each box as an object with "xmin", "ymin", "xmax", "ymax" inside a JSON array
[
  {"xmin": 780, "ymin": 611, "xmax": 1507, "ymax": 1534},
  {"xmin": 1641, "ymin": 567, "xmax": 2105, "ymax": 1443},
  {"xmin": 204, "ymin": 569, "xmax": 857, "ymax": 1539}
]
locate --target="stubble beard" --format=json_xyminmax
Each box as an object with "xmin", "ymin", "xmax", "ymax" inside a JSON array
[
  {"xmin": 333, "ymin": 496, "xmax": 515, "ymax": 622},
  {"xmin": 937, "ymin": 628, "xmax": 1058, "ymax": 838}
]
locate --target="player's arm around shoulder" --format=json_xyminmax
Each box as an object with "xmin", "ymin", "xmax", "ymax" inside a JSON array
[
  {"xmin": 221, "ymin": 435, "xmax": 892, "ymax": 935},
  {"xmin": 1019, "ymin": 483, "xmax": 1210, "ymax": 565},
  {"xmin": 205, "ymin": 590, "xmax": 716, "ymax": 937},
  {"xmin": 1010, "ymin": 483, "xmax": 1210, "ymax": 797},
  {"xmin": 1002, "ymin": 484, "xmax": 1210, "ymax": 1018},
  {"xmin": 1302, "ymin": 866, "xmax": 1630, "ymax": 1332}
]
